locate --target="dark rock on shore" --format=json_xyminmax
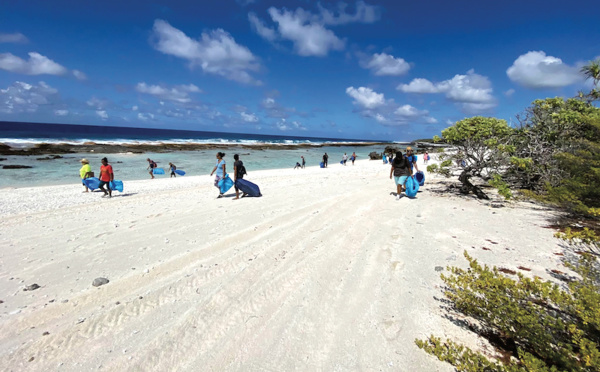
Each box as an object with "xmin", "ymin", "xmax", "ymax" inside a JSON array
[
  {"xmin": 368, "ymin": 151, "xmax": 382, "ymax": 160},
  {"xmin": 384, "ymin": 145, "xmax": 399, "ymax": 155},
  {"xmin": 36, "ymin": 155, "xmax": 63, "ymax": 160},
  {"xmin": 92, "ymin": 277, "xmax": 109, "ymax": 287},
  {"xmin": 0, "ymin": 158, "xmax": 6, "ymax": 161},
  {"xmin": 24, "ymin": 284, "xmax": 41, "ymax": 291},
  {"xmin": 3, "ymin": 165, "xmax": 33, "ymax": 169}
]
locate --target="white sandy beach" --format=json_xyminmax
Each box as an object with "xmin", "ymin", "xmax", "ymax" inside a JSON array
[{"xmin": 0, "ymin": 158, "xmax": 566, "ymax": 371}]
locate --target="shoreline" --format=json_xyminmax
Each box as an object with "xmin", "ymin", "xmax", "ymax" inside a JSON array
[{"xmin": 0, "ymin": 141, "xmax": 393, "ymax": 156}]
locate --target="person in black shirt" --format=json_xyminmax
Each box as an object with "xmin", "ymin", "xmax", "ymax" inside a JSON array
[
  {"xmin": 323, "ymin": 153, "xmax": 328, "ymax": 168},
  {"xmin": 233, "ymin": 154, "xmax": 247, "ymax": 200}
]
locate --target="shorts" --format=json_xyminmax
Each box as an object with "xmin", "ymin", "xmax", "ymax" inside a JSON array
[
  {"xmin": 394, "ymin": 176, "xmax": 409, "ymax": 186},
  {"xmin": 98, "ymin": 180, "xmax": 112, "ymax": 189}
]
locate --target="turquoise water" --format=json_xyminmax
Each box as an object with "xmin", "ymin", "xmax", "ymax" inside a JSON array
[{"xmin": 0, "ymin": 145, "xmax": 388, "ymax": 188}]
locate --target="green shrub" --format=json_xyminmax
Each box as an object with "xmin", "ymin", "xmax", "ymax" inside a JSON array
[
  {"xmin": 416, "ymin": 249, "xmax": 600, "ymax": 371},
  {"xmin": 488, "ymin": 174, "xmax": 512, "ymax": 200}
]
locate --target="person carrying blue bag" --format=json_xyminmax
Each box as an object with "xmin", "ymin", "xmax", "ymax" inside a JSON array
[
  {"xmin": 404, "ymin": 146, "xmax": 419, "ymax": 174},
  {"xmin": 210, "ymin": 152, "xmax": 227, "ymax": 198},
  {"xmin": 389, "ymin": 150, "xmax": 412, "ymax": 200}
]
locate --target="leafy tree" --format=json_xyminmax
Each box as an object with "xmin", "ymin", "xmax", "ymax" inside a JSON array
[{"xmin": 434, "ymin": 117, "xmax": 513, "ymax": 198}]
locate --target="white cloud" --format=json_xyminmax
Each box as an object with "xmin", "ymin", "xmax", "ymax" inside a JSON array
[
  {"xmin": 266, "ymin": 7, "xmax": 345, "ymax": 57},
  {"xmin": 0, "ymin": 52, "xmax": 68, "ymax": 75},
  {"xmin": 261, "ymin": 97, "xmax": 295, "ymax": 118},
  {"xmin": 0, "ymin": 32, "xmax": 28, "ymax": 43},
  {"xmin": 54, "ymin": 109, "xmax": 68, "ymax": 116},
  {"xmin": 398, "ymin": 78, "xmax": 440, "ymax": 93},
  {"xmin": 86, "ymin": 97, "xmax": 108, "ymax": 110},
  {"xmin": 346, "ymin": 86, "xmax": 437, "ymax": 126},
  {"xmin": 241, "ymin": 111, "xmax": 259, "ymax": 122},
  {"xmin": 275, "ymin": 118, "xmax": 306, "ymax": 131},
  {"xmin": 399, "ymin": 70, "xmax": 496, "ymax": 113},
  {"xmin": 248, "ymin": 13, "xmax": 277, "ymax": 42},
  {"xmin": 137, "ymin": 112, "xmax": 155, "ymax": 121},
  {"xmin": 135, "ymin": 82, "xmax": 201, "ymax": 103},
  {"xmin": 504, "ymin": 88, "xmax": 515, "ymax": 97},
  {"xmin": 72, "ymin": 70, "xmax": 87, "ymax": 81},
  {"xmin": 96, "ymin": 110, "xmax": 108, "ymax": 120},
  {"xmin": 506, "ymin": 51, "xmax": 583, "ymax": 89},
  {"xmin": 345, "ymin": 86, "xmax": 385, "ymax": 109},
  {"xmin": 361, "ymin": 53, "xmax": 410, "ymax": 76},
  {"xmin": 317, "ymin": 1, "xmax": 380, "ymax": 25},
  {"xmin": 0, "ymin": 81, "xmax": 59, "ymax": 114},
  {"xmin": 152, "ymin": 19, "xmax": 261, "ymax": 85},
  {"xmin": 132, "ymin": 105, "xmax": 138, "ymax": 111}
]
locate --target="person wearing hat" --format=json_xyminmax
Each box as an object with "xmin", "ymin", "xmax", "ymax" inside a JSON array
[
  {"xmin": 79, "ymin": 158, "xmax": 93, "ymax": 193},
  {"xmin": 404, "ymin": 147, "xmax": 419, "ymax": 174}
]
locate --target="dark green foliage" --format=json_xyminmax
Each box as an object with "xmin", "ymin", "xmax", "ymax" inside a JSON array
[{"xmin": 417, "ymin": 250, "xmax": 600, "ymax": 371}]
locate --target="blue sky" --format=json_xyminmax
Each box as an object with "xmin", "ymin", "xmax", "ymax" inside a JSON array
[{"xmin": 0, "ymin": 0, "xmax": 598, "ymax": 141}]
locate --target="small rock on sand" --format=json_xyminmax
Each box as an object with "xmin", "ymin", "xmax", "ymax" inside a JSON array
[
  {"xmin": 92, "ymin": 278, "xmax": 109, "ymax": 287},
  {"xmin": 434, "ymin": 266, "xmax": 444, "ymax": 272},
  {"xmin": 24, "ymin": 284, "xmax": 40, "ymax": 291}
]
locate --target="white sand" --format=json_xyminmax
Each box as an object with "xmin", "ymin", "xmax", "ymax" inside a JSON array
[{"xmin": 0, "ymin": 158, "xmax": 565, "ymax": 371}]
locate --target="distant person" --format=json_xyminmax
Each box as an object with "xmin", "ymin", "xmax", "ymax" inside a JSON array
[
  {"xmin": 301, "ymin": 156, "xmax": 306, "ymax": 169},
  {"xmin": 351, "ymin": 152, "xmax": 357, "ymax": 165},
  {"xmin": 342, "ymin": 153, "xmax": 348, "ymax": 165},
  {"xmin": 147, "ymin": 158, "xmax": 157, "ymax": 179},
  {"xmin": 424, "ymin": 152, "xmax": 429, "ymax": 165},
  {"xmin": 405, "ymin": 147, "xmax": 419, "ymax": 173},
  {"xmin": 79, "ymin": 158, "xmax": 93, "ymax": 193},
  {"xmin": 390, "ymin": 151, "xmax": 412, "ymax": 200},
  {"xmin": 233, "ymin": 154, "xmax": 247, "ymax": 200},
  {"xmin": 169, "ymin": 162, "xmax": 177, "ymax": 178},
  {"xmin": 323, "ymin": 152, "xmax": 328, "ymax": 168},
  {"xmin": 294, "ymin": 162, "xmax": 302, "ymax": 169},
  {"xmin": 99, "ymin": 157, "xmax": 114, "ymax": 198},
  {"xmin": 210, "ymin": 152, "xmax": 226, "ymax": 198}
]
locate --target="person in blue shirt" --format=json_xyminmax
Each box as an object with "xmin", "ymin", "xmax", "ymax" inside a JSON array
[
  {"xmin": 210, "ymin": 152, "xmax": 226, "ymax": 198},
  {"xmin": 404, "ymin": 147, "xmax": 419, "ymax": 173}
]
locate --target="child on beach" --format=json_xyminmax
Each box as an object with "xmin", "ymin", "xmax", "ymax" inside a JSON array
[
  {"xmin": 210, "ymin": 152, "xmax": 226, "ymax": 198},
  {"xmin": 79, "ymin": 158, "xmax": 93, "ymax": 192},
  {"xmin": 147, "ymin": 158, "xmax": 157, "ymax": 179},
  {"xmin": 169, "ymin": 162, "xmax": 177, "ymax": 178},
  {"xmin": 99, "ymin": 157, "xmax": 114, "ymax": 198},
  {"xmin": 301, "ymin": 156, "xmax": 305, "ymax": 169},
  {"xmin": 390, "ymin": 151, "xmax": 412, "ymax": 200},
  {"xmin": 342, "ymin": 153, "xmax": 348, "ymax": 165},
  {"xmin": 424, "ymin": 152, "xmax": 429, "ymax": 164},
  {"xmin": 351, "ymin": 152, "xmax": 357, "ymax": 165},
  {"xmin": 294, "ymin": 162, "xmax": 302, "ymax": 169}
]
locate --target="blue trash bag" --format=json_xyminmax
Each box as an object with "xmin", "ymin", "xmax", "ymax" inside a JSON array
[
  {"xmin": 218, "ymin": 174, "xmax": 234, "ymax": 194},
  {"xmin": 235, "ymin": 179, "xmax": 262, "ymax": 197},
  {"xmin": 153, "ymin": 168, "xmax": 165, "ymax": 175},
  {"xmin": 83, "ymin": 177, "xmax": 101, "ymax": 190},
  {"xmin": 174, "ymin": 169, "xmax": 186, "ymax": 176},
  {"xmin": 320, "ymin": 162, "xmax": 325, "ymax": 168},
  {"xmin": 405, "ymin": 176, "xmax": 420, "ymax": 197},
  {"xmin": 415, "ymin": 171, "xmax": 425, "ymax": 186},
  {"xmin": 109, "ymin": 180, "xmax": 124, "ymax": 192}
]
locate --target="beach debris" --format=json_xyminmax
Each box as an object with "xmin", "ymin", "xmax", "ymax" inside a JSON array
[
  {"xmin": 23, "ymin": 284, "xmax": 40, "ymax": 291},
  {"xmin": 76, "ymin": 318, "xmax": 85, "ymax": 324},
  {"xmin": 517, "ymin": 266, "xmax": 532, "ymax": 271},
  {"xmin": 61, "ymin": 299, "xmax": 69, "ymax": 303},
  {"xmin": 42, "ymin": 331, "xmax": 50, "ymax": 336},
  {"xmin": 498, "ymin": 267, "xmax": 517, "ymax": 275},
  {"xmin": 28, "ymin": 356, "xmax": 34, "ymax": 362},
  {"xmin": 434, "ymin": 266, "xmax": 444, "ymax": 272},
  {"xmin": 482, "ymin": 247, "xmax": 491, "ymax": 251},
  {"xmin": 0, "ymin": 300, "xmax": 4, "ymax": 304},
  {"xmin": 92, "ymin": 277, "xmax": 109, "ymax": 287}
]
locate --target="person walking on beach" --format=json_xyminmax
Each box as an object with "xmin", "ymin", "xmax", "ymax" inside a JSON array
[
  {"xmin": 323, "ymin": 153, "xmax": 328, "ymax": 168},
  {"xmin": 147, "ymin": 158, "xmax": 157, "ymax": 179},
  {"xmin": 301, "ymin": 156, "xmax": 305, "ymax": 169},
  {"xmin": 99, "ymin": 157, "xmax": 114, "ymax": 198},
  {"xmin": 342, "ymin": 153, "xmax": 348, "ymax": 165},
  {"xmin": 210, "ymin": 152, "xmax": 226, "ymax": 198},
  {"xmin": 351, "ymin": 152, "xmax": 357, "ymax": 165},
  {"xmin": 79, "ymin": 158, "xmax": 93, "ymax": 192},
  {"xmin": 405, "ymin": 147, "xmax": 419, "ymax": 173},
  {"xmin": 390, "ymin": 151, "xmax": 412, "ymax": 200},
  {"xmin": 169, "ymin": 162, "xmax": 177, "ymax": 178},
  {"xmin": 233, "ymin": 154, "xmax": 247, "ymax": 200},
  {"xmin": 424, "ymin": 152, "xmax": 429, "ymax": 165}
]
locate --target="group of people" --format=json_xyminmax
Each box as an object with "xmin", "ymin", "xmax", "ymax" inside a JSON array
[
  {"xmin": 209, "ymin": 152, "xmax": 247, "ymax": 200},
  {"xmin": 79, "ymin": 157, "xmax": 114, "ymax": 197},
  {"xmin": 389, "ymin": 147, "xmax": 420, "ymax": 200},
  {"xmin": 147, "ymin": 158, "xmax": 178, "ymax": 178}
]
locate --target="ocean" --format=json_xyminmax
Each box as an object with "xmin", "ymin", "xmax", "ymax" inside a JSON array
[{"xmin": 0, "ymin": 122, "xmax": 401, "ymax": 188}]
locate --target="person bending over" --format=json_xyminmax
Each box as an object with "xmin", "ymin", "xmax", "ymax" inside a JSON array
[{"xmin": 390, "ymin": 151, "xmax": 412, "ymax": 200}]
